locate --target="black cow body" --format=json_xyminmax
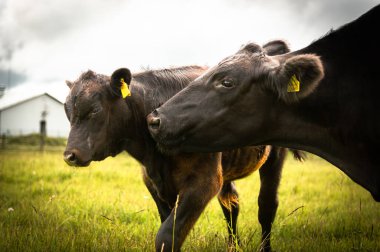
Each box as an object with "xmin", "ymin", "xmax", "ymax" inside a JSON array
[{"xmin": 148, "ymin": 5, "xmax": 380, "ymax": 201}]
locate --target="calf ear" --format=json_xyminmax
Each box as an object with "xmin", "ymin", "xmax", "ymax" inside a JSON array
[
  {"xmin": 263, "ymin": 40, "xmax": 290, "ymax": 56},
  {"xmin": 110, "ymin": 68, "xmax": 132, "ymax": 98},
  {"xmin": 65, "ymin": 80, "xmax": 73, "ymax": 89},
  {"xmin": 269, "ymin": 54, "xmax": 324, "ymax": 103}
]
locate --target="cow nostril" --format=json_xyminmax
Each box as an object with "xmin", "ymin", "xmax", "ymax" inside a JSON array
[
  {"xmin": 67, "ymin": 153, "xmax": 76, "ymax": 162},
  {"xmin": 64, "ymin": 151, "xmax": 77, "ymax": 165},
  {"xmin": 149, "ymin": 117, "xmax": 161, "ymax": 130},
  {"xmin": 147, "ymin": 110, "xmax": 161, "ymax": 131}
]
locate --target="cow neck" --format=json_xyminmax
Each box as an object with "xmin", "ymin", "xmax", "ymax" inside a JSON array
[
  {"xmin": 125, "ymin": 81, "xmax": 177, "ymax": 204},
  {"xmin": 278, "ymin": 6, "xmax": 380, "ymax": 195},
  {"xmin": 270, "ymin": 101, "xmax": 353, "ymax": 166},
  {"xmin": 121, "ymin": 84, "xmax": 151, "ymax": 163},
  {"xmin": 123, "ymin": 82, "xmax": 167, "ymax": 164},
  {"xmin": 268, "ymin": 99, "xmax": 379, "ymax": 195},
  {"xmin": 268, "ymin": 29, "xmax": 380, "ymax": 196}
]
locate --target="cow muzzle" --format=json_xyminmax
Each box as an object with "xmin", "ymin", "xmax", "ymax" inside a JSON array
[{"xmin": 63, "ymin": 149, "xmax": 91, "ymax": 167}]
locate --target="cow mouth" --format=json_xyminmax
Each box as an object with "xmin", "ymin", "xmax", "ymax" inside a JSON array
[
  {"xmin": 64, "ymin": 158, "xmax": 92, "ymax": 167},
  {"xmin": 64, "ymin": 150, "xmax": 115, "ymax": 167}
]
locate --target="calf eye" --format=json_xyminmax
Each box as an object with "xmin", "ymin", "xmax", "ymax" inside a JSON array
[
  {"xmin": 90, "ymin": 108, "xmax": 101, "ymax": 117},
  {"xmin": 221, "ymin": 79, "xmax": 234, "ymax": 88},
  {"xmin": 90, "ymin": 111, "xmax": 98, "ymax": 117},
  {"xmin": 85, "ymin": 107, "xmax": 102, "ymax": 119}
]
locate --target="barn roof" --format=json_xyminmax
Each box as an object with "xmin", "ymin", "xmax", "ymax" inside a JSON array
[{"xmin": 0, "ymin": 85, "xmax": 64, "ymax": 111}]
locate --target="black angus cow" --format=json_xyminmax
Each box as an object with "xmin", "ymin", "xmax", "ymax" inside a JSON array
[
  {"xmin": 148, "ymin": 5, "xmax": 380, "ymax": 202},
  {"xmin": 63, "ymin": 59, "xmax": 303, "ymax": 251}
]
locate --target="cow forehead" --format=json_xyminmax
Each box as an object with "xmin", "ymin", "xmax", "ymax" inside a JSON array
[
  {"xmin": 213, "ymin": 52, "xmax": 272, "ymax": 76},
  {"xmin": 71, "ymin": 79, "xmax": 105, "ymax": 97},
  {"xmin": 216, "ymin": 53, "xmax": 252, "ymax": 72},
  {"xmin": 66, "ymin": 85, "xmax": 103, "ymax": 112},
  {"xmin": 71, "ymin": 72, "xmax": 109, "ymax": 93}
]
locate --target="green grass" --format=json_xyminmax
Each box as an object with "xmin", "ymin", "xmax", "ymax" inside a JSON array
[{"xmin": 0, "ymin": 150, "xmax": 379, "ymax": 251}]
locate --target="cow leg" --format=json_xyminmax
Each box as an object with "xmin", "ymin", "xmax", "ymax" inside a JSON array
[
  {"xmin": 218, "ymin": 181, "xmax": 240, "ymax": 249},
  {"xmin": 258, "ymin": 147, "xmax": 286, "ymax": 252},
  {"xmin": 142, "ymin": 170, "xmax": 171, "ymax": 222},
  {"xmin": 155, "ymin": 155, "xmax": 222, "ymax": 252},
  {"xmin": 155, "ymin": 187, "xmax": 220, "ymax": 252}
]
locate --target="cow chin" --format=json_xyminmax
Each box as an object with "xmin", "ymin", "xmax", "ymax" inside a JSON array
[
  {"xmin": 152, "ymin": 135, "xmax": 187, "ymax": 155},
  {"xmin": 76, "ymin": 160, "xmax": 92, "ymax": 167},
  {"xmin": 156, "ymin": 142, "xmax": 181, "ymax": 155},
  {"xmin": 68, "ymin": 152, "xmax": 109, "ymax": 167},
  {"xmin": 92, "ymin": 148, "xmax": 121, "ymax": 161},
  {"xmin": 153, "ymin": 131, "xmax": 222, "ymax": 154},
  {"xmin": 91, "ymin": 151, "xmax": 110, "ymax": 161}
]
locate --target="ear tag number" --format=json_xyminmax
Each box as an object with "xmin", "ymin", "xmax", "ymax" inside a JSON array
[
  {"xmin": 120, "ymin": 78, "xmax": 131, "ymax": 98},
  {"xmin": 287, "ymin": 74, "xmax": 300, "ymax": 93}
]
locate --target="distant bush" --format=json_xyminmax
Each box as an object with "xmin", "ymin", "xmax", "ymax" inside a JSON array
[{"xmin": 5, "ymin": 134, "xmax": 67, "ymax": 146}]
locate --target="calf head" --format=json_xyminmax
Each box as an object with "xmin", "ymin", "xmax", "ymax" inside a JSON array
[
  {"xmin": 148, "ymin": 40, "xmax": 324, "ymax": 151},
  {"xmin": 64, "ymin": 68, "xmax": 132, "ymax": 166}
]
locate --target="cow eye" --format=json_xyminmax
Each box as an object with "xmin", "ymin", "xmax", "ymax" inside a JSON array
[
  {"xmin": 87, "ymin": 107, "xmax": 102, "ymax": 119},
  {"xmin": 91, "ymin": 109, "xmax": 101, "ymax": 116},
  {"xmin": 220, "ymin": 79, "xmax": 234, "ymax": 88}
]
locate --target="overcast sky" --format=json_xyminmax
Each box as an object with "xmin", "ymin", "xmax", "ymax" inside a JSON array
[{"xmin": 0, "ymin": 0, "xmax": 377, "ymax": 101}]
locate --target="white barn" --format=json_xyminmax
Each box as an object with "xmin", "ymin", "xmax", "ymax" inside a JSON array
[{"xmin": 0, "ymin": 89, "xmax": 70, "ymax": 137}]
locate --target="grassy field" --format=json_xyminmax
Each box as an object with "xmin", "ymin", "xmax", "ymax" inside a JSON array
[{"xmin": 0, "ymin": 149, "xmax": 379, "ymax": 251}]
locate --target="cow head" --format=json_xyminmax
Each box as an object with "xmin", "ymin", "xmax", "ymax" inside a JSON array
[
  {"xmin": 147, "ymin": 40, "xmax": 324, "ymax": 152},
  {"xmin": 64, "ymin": 68, "xmax": 132, "ymax": 166}
]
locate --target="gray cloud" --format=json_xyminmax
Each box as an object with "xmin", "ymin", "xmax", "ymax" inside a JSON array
[
  {"xmin": 1, "ymin": 0, "xmax": 127, "ymax": 42},
  {"xmin": 0, "ymin": 0, "xmax": 128, "ymax": 85},
  {"xmin": 0, "ymin": 1, "xmax": 25, "ymax": 86},
  {"xmin": 0, "ymin": 68, "xmax": 27, "ymax": 87},
  {"xmin": 235, "ymin": 0, "xmax": 378, "ymax": 29},
  {"xmin": 290, "ymin": 0, "xmax": 378, "ymax": 30}
]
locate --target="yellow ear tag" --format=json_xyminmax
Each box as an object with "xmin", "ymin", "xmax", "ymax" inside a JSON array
[
  {"xmin": 287, "ymin": 74, "xmax": 300, "ymax": 93},
  {"xmin": 120, "ymin": 78, "xmax": 131, "ymax": 98}
]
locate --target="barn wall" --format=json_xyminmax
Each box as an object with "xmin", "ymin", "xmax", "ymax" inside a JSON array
[{"xmin": 0, "ymin": 95, "xmax": 70, "ymax": 137}]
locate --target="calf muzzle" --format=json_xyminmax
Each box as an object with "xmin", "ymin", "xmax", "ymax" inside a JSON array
[{"xmin": 63, "ymin": 149, "xmax": 91, "ymax": 167}]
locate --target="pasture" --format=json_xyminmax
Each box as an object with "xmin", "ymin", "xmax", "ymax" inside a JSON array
[{"xmin": 0, "ymin": 149, "xmax": 379, "ymax": 251}]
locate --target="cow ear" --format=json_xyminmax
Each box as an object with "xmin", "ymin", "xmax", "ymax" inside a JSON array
[
  {"xmin": 269, "ymin": 54, "xmax": 324, "ymax": 103},
  {"xmin": 239, "ymin": 42, "xmax": 262, "ymax": 54},
  {"xmin": 262, "ymin": 40, "xmax": 290, "ymax": 56},
  {"xmin": 66, "ymin": 80, "xmax": 73, "ymax": 89},
  {"xmin": 110, "ymin": 68, "xmax": 132, "ymax": 98}
]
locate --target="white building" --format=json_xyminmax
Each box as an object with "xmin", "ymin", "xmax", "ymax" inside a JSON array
[{"xmin": 0, "ymin": 87, "xmax": 70, "ymax": 137}]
